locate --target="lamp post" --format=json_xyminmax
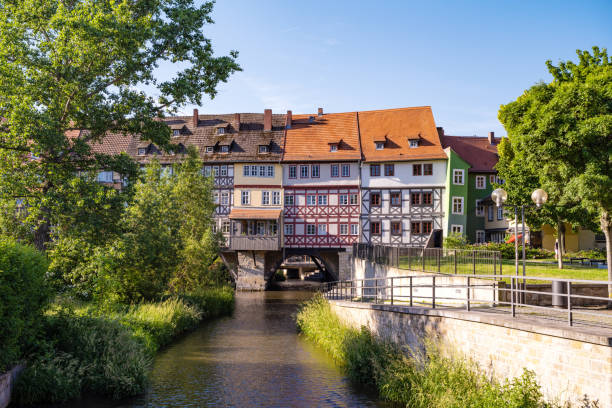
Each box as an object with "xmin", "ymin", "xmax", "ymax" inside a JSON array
[{"xmin": 491, "ymin": 187, "xmax": 548, "ymax": 303}]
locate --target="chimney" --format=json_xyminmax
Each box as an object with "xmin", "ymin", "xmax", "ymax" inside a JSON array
[
  {"xmin": 488, "ymin": 131, "xmax": 495, "ymax": 145},
  {"xmin": 317, "ymin": 107, "xmax": 323, "ymax": 117},
  {"xmin": 234, "ymin": 113, "xmax": 241, "ymax": 131},
  {"xmin": 286, "ymin": 110, "xmax": 292, "ymax": 129},
  {"xmin": 436, "ymin": 127, "xmax": 444, "ymax": 138},
  {"xmin": 264, "ymin": 109, "xmax": 272, "ymax": 131},
  {"xmin": 192, "ymin": 108, "xmax": 199, "ymax": 127}
]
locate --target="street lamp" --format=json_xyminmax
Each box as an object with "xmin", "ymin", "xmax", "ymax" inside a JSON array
[{"xmin": 491, "ymin": 187, "xmax": 547, "ymax": 302}]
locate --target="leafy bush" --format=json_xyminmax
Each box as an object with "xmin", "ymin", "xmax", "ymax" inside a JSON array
[
  {"xmin": 443, "ymin": 232, "xmax": 469, "ymax": 249},
  {"xmin": 568, "ymin": 249, "xmax": 606, "ymax": 259},
  {"xmin": 296, "ymin": 294, "xmax": 552, "ymax": 408},
  {"xmin": 0, "ymin": 239, "xmax": 50, "ymax": 371}
]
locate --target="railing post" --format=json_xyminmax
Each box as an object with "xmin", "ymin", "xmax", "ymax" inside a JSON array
[
  {"xmin": 432, "ymin": 276, "xmax": 436, "ymax": 309},
  {"xmin": 361, "ymin": 280, "xmax": 363, "ymax": 302},
  {"xmin": 567, "ymin": 281, "xmax": 573, "ymax": 326},
  {"xmin": 408, "ymin": 248, "xmax": 412, "ymax": 270},
  {"xmin": 409, "ymin": 276, "xmax": 413, "ymax": 307},
  {"xmin": 511, "ymin": 277, "xmax": 516, "ymax": 317},
  {"xmin": 454, "ymin": 249, "xmax": 457, "ymax": 274},
  {"xmin": 437, "ymin": 250, "xmax": 441, "ymax": 273},
  {"xmin": 472, "ymin": 250, "xmax": 476, "ymax": 275},
  {"xmin": 375, "ymin": 278, "xmax": 378, "ymax": 304},
  {"xmin": 466, "ymin": 276, "xmax": 471, "ymax": 311},
  {"xmin": 390, "ymin": 277, "xmax": 394, "ymax": 305},
  {"xmin": 422, "ymin": 249, "xmax": 426, "ymax": 272}
]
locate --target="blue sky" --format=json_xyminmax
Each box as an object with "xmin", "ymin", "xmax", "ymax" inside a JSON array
[{"xmin": 162, "ymin": 0, "xmax": 611, "ymax": 136}]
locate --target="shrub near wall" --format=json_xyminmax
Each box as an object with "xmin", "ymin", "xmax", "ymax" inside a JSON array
[{"xmin": 0, "ymin": 239, "xmax": 49, "ymax": 372}]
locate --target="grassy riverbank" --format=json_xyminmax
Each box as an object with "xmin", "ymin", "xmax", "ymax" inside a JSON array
[
  {"xmin": 296, "ymin": 294, "xmax": 554, "ymax": 408},
  {"xmin": 13, "ymin": 286, "xmax": 234, "ymax": 406}
]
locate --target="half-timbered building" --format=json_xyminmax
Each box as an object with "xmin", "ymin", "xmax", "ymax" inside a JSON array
[
  {"xmin": 282, "ymin": 109, "xmax": 361, "ymax": 249},
  {"xmin": 358, "ymin": 107, "xmax": 448, "ymax": 246}
]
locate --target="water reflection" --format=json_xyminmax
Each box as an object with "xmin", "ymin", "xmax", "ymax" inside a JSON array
[{"xmin": 63, "ymin": 291, "xmax": 382, "ymax": 407}]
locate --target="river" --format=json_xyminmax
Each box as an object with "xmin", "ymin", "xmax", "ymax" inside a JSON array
[{"xmin": 67, "ymin": 291, "xmax": 383, "ymax": 407}]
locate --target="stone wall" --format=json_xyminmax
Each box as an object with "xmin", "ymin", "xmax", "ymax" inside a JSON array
[
  {"xmin": 0, "ymin": 366, "xmax": 23, "ymax": 408},
  {"xmin": 329, "ymin": 301, "xmax": 612, "ymax": 408},
  {"xmin": 235, "ymin": 251, "xmax": 267, "ymax": 290}
]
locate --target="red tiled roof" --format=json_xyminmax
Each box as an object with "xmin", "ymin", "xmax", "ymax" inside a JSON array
[
  {"xmin": 441, "ymin": 135, "xmax": 499, "ymax": 172},
  {"xmin": 283, "ymin": 112, "xmax": 360, "ymax": 162},
  {"xmin": 358, "ymin": 106, "xmax": 447, "ymax": 162},
  {"xmin": 229, "ymin": 208, "xmax": 282, "ymax": 219}
]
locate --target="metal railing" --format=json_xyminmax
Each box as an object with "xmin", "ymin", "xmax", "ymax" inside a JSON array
[
  {"xmin": 353, "ymin": 243, "xmax": 502, "ymax": 276},
  {"xmin": 322, "ymin": 274, "xmax": 612, "ymax": 328}
]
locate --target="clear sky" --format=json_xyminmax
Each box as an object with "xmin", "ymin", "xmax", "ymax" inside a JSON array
[{"xmin": 162, "ymin": 0, "xmax": 611, "ymax": 136}]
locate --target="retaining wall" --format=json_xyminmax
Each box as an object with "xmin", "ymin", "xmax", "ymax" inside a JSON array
[{"xmin": 0, "ymin": 365, "xmax": 23, "ymax": 408}]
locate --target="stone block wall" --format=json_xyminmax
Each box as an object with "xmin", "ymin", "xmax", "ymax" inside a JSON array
[{"xmin": 235, "ymin": 251, "xmax": 267, "ymax": 290}]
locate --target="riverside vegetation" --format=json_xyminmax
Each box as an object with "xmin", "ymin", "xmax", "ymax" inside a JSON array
[{"xmin": 296, "ymin": 294, "xmax": 595, "ymax": 408}]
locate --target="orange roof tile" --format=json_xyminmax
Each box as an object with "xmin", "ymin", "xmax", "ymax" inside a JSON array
[
  {"xmin": 283, "ymin": 112, "xmax": 360, "ymax": 162},
  {"xmin": 358, "ymin": 106, "xmax": 447, "ymax": 162},
  {"xmin": 441, "ymin": 135, "xmax": 499, "ymax": 172},
  {"xmin": 229, "ymin": 208, "xmax": 282, "ymax": 219}
]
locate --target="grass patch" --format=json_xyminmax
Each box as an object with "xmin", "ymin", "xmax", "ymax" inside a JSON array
[
  {"xmin": 296, "ymin": 294, "xmax": 559, "ymax": 408},
  {"xmin": 14, "ymin": 286, "xmax": 234, "ymax": 406}
]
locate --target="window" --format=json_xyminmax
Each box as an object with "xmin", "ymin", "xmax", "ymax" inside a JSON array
[
  {"xmin": 409, "ymin": 139, "xmax": 419, "ymax": 148},
  {"xmin": 371, "ymin": 221, "xmax": 381, "ymax": 235},
  {"xmin": 285, "ymin": 224, "xmax": 294, "ymax": 236},
  {"xmin": 331, "ymin": 164, "xmax": 339, "ymax": 177},
  {"xmin": 318, "ymin": 195, "xmax": 328, "ymax": 206},
  {"xmin": 256, "ymin": 221, "xmax": 266, "ymax": 235},
  {"xmin": 213, "ymin": 191, "xmax": 219, "ymax": 204},
  {"xmin": 413, "ymin": 164, "xmax": 422, "ymax": 176},
  {"xmin": 391, "ymin": 221, "xmax": 402, "ymax": 236},
  {"xmin": 423, "ymin": 163, "xmax": 433, "ymax": 176},
  {"xmin": 285, "ymin": 194, "xmax": 294, "ymax": 205},
  {"xmin": 451, "ymin": 225, "xmax": 463, "ymax": 234},
  {"xmin": 220, "ymin": 165, "xmax": 228, "ymax": 176},
  {"xmin": 221, "ymin": 191, "xmax": 229, "ymax": 205},
  {"xmin": 267, "ymin": 166, "xmax": 274, "ymax": 177},
  {"xmin": 306, "ymin": 224, "xmax": 316, "ymax": 235},
  {"xmin": 476, "ymin": 175, "xmax": 486, "ymax": 189},
  {"xmin": 205, "ymin": 146, "xmax": 214, "ymax": 153},
  {"xmin": 422, "ymin": 192, "xmax": 432, "ymax": 205},
  {"xmin": 340, "ymin": 224, "xmax": 348, "ymax": 235},
  {"xmin": 452, "ymin": 197, "xmax": 464, "ymax": 214},
  {"xmin": 370, "ymin": 164, "xmax": 381, "ymax": 177},
  {"xmin": 339, "ymin": 194, "xmax": 348, "ymax": 205},
  {"xmin": 272, "ymin": 191, "xmax": 280, "ymax": 205},
  {"xmin": 350, "ymin": 224, "xmax": 359, "ymax": 235},
  {"xmin": 300, "ymin": 165, "xmax": 308, "ymax": 178},
  {"xmin": 330, "ymin": 144, "xmax": 338, "ymax": 152},
  {"xmin": 488, "ymin": 205, "xmax": 494, "ymax": 221},
  {"xmin": 453, "ymin": 169, "xmax": 464, "ymax": 185},
  {"xmin": 173, "ymin": 129, "xmax": 180, "ymax": 137},
  {"xmin": 390, "ymin": 192, "xmax": 401, "ymax": 206},
  {"xmin": 259, "ymin": 145, "xmax": 269, "ymax": 153},
  {"xmin": 384, "ymin": 164, "xmax": 394, "ymax": 176},
  {"xmin": 371, "ymin": 192, "xmax": 381, "ymax": 207},
  {"xmin": 204, "ymin": 166, "xmax": 212, "ymax": 177},
  {"xmin": 476, "ymin": 230, "xmax": 485, "ymax": 243},
  {"xmin": 212, "ymin": 166, "xmax": 218, "ymax": 176},
  {"xmin": 489, "ymin": 175, "xmax": 504, "ymax": 185},
  {"xmin": 411, "ymin": 222, "xmax": 421, "ymax": 234},
  {"xmin": 250, "ymin": 165, "xmax": 257, "ymax": 176},
  {"xmin": 341, "ymin": 164, "xmax": 350, "ymax": 177},
  {"xmin": 97, "ymin": 171, "xmax": 113, "ymax": 183},
  {"xmin": 306, "ymin": 195, "xmax": 316, "ymax": 206},
  {"xmin": 311, "ymin": 164, "xmax": 320, "ymax": 178},
  {"xmin": 262, "ymin": 191, "xmax": 270, "ymax": 205},
  {"xmin": 475, "ymin": 200, "xmax": 484, "ymax": 216},
  {"xmin": 138, "ymin": 148, "xmax": 146, "ymax": 155},
  {"xmin": 259, "ymin": 166, "xmax": 266, "ymax": 177},
  {"xmin": 350, "ymin": 194, "xmax": 358, "ymax": 205},
  {"xmin": 241, "ymin": 190, "xmax": 250, "ymax": 205},
  {"xmin": 220, "ymin": 145, "xmax": 229, "ymax": 153},
  {"xmin": 375, "ymin": 142, "xmax": 384, "ymax": 150},
  {"xmin": 423, "ymin": 221, "xmax": 432, "ymax": 234},
  {"xmin": 222, "ymin": 221, "xmax": 230, "ymax": 234},
  {"xmin": 217, "ymin": 127, "xmax": 225, "ymax": 135},
  {"xmin": 288, "ymin": 165, "xmax": 297, "ymax": 179},
  {"xmin": 411, "ymin": 192, "xmax": 421, "ymax": 205},
  {"xmin": 318, "ymin": 224, "xmax": 327, "ymax": 235},
  {"xmin": 497, "ymin": 206, "xmax": 504, "ymax": 220}
]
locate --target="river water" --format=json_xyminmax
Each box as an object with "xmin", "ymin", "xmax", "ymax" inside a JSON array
[{"xmin": 69, "ymin": 291, "xmax": 383, "ymax": 407}]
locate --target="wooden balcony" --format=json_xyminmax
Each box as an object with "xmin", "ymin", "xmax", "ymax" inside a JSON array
[{"xmin": 229, "ymin": 235, "xmax": 281, "ymax": 251}]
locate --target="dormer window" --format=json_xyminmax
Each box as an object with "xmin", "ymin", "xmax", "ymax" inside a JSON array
[
  {"xmin": 409, "ymin": 139, "xmax": 419, "ymax": 148},
  {"xmin": 330, "ymin": 144, "xmax": 338, "ymax": 152},
  {"xmin": 205, "ymin": 146, "xmax": 214, "ymax": 153},
  {"xmin": 220, "ymin": 145, "xmax": 230, "ymax": 153},
  {"xmin": 217, "ymin": 127, "xmax": 225, "ymax": 135},
  {"xmin": 259, "ymin": 145, "xmax": 269, "ymax": 154},
  {"xmin": 375, "ymin": 142, "xmax": 385, "ymax": 150},
  {"xmin": 138, "ymin": 148, "xmax": 146, "ymax": 155},
  {"xmin": 173, "ymin": 129, "xmax": 180, "ymax": 137}
]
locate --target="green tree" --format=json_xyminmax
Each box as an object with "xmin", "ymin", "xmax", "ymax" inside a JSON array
[
  {"xmin": 498, "ymin": 47, "xmax": 611, "ymax": 295},
  {"xmin": 0, "ymin": 0, "xmax": 240, "ymax": 250}
]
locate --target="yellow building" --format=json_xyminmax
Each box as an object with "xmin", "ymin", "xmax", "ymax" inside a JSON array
[{"xmin": 538, "ymin": 223, "xmax": 604, "ymax": 253}]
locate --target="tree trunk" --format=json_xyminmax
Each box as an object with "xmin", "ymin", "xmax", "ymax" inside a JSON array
[
  {"xmin": 601, "ymin": 210, "xmax": 612, "ymax": 300},
  {"xmin": 557, "ymin": 220, "xmax": 565, "ymax": 270},
  {"xmin": 33, "ymin": 219, "xmax": 50, "ymax": 251}
]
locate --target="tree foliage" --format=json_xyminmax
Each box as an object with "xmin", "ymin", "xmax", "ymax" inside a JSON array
[
  {"xmin": 497, "ymin": 47, "xmax": 611, "ymax": 287},
  {"xmin": 0, "ymin": 0, "xmax": 240, "ymax": 249}
]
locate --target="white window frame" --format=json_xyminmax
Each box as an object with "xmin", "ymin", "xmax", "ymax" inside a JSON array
[
  {"xmin": 261, "ymin": 191, "xmax": 270, "ymax": 206},
  {"xmin": 318, "ymin": 195, "xmax": 328, "ymax": 206},
  {"xmin": 220, "ymin": 145, "xmax": 229, "ymax": 153},
  {"xmin": 241, "ymin": 190, "xmax": 250, "ymax": 205},
  {"xmin": 375, "ymin": 142, "xmax": 384, "ymax": 150},
  {"xmin": 475, "ymin": 199, "xmax": 484, "ymax": 217},
  {"xmin": 288, "ymin": 165, "xmax": 297, "ymax": 179},
  {"xmin": 284, "ymin": 224, "xmax": 294, "ymax": 236},
  {"xmin": 272, "ymin": 191, "xmax": 280, "ymax": 205},
  {"xmin": 330, "ymin": 144, "xmax": 338, "ymax": 152},
  {"xmin": 217, "ymin": 127, "xmax": 225, "ymax": 135},
  {"xmin": 340, "ymin": 224, "xmax": 348, "ymax": 235},
  {"xmin": 452, "ymin": 196, "xmax": 464, "ymax": 215},
  {"xmin": 350, "ymin": 224, "xmax": 359, "ymax": 235},
  {"xmin": 341, "ymin": 164, "xmax": 350, "ymax": 177},
  {"xmin": 259, "ymin": 165, "xmax": 266, "ymax": 177},
  {"xmin": 204, "ymin": 166, "xmax": 212, "ymax": 177},
  {"xmin": 220, "ymin": 165, "xmax": 227, "ymax": 176},
  {"xmin": 451, "ymin": 224, "xmax": 463, "ymax": 234},
  {"xmin": 267, "ymin": 165, "xmax": 274, "ymax": 177},
  {"xmin": 173, "ymin": 129, "xmax": 180, "ymax": 137},
  {"xmin": 475, "ymin": 175, "xmax": 486, "ymax": 189},
  {"xmin": 453, "ymin": 169, "xmax": 464, "ymax": 185},
  {"xmin": 497, "ymin": 206, "xmax": 504, "ymax": 220},
  {"xmin": 97, "ymin": 171, "xmax": 113, "ymax": 183},
  {"xmin": 222, "ymin": 221, "xmax": 230, "ymax": 234},
  {"xmin": 331, "ymin": 164, "xmax": 339, "ymax": 177},
  {"xmin": 300, "ymin": 165, "xmax": 308, "ymax": 178},
  {"xmin": 138, "ymin": 148, "xmax": 146, "ymax": 155},
  {"xmin": 311, "ymin": 164, "xmax": 320, "ymax": 178},
  {"xmin": 306, "ymin": 195, "xmax": 316, "ymax": 206},
  {"xmin": 306, "ymin": 224, "xmax": 316, "ymax": 235},
  {"xmin": 476, "ymin": 230, "xmax": 486, "ymax": 243},
  {"xmin": 221, "ymin": 191, "xmax": 229, "ymax": 205},
  {"xmin": 285, "ymin": 194, "xmax": 294, "ymax": 206},
  {"xmin": 318, "ymin": 224, "xmax": 327, "ymax": 235},
  {"xmin": 339, "ymin": 194, "xmax": 348, "ymax": 205},
  {"xmin": 205, "ymin": 146, "xmax": 214, "ymax": 153},
  {"xmin": 409, "ymin": 140, "xmax": 419, "ymax": 148},
  {"xmin": 350, "ymin": 194, "xmax": 358, "ymax": 205},
  {"xmin": 259, "ymin": 145, "xmax": 269, "ymax": 153},
  {"xmin": 213, "ymin": 191, "xmax": 219, "ymax": 204}
]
